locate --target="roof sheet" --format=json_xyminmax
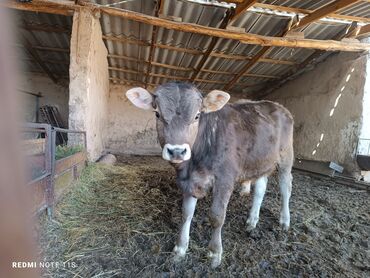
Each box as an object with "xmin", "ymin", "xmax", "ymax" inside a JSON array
[{"xmin": 13, "ymin": 0, "xmax": 370, "ymax": 95}]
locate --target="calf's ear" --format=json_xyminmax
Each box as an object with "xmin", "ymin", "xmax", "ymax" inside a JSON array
[
  {"xmin": 202, "ymin": 90, "xmax": 230, "ymax": 113},
  {"xmin": 126, "ymin": 87, "xmax": 154, "ymax": 110}
]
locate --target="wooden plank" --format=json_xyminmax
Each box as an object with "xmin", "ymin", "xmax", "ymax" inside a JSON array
[
  {"xmin": 1, "ymin": 0, "xmax": 76, "ymax": 16},
  {"xmin": 55, "ymin": 151, "xmax": 86, "ymax": 176},
  {"xmin": 291, "ymin": 0, "xmax": 360, "ymax": 30}
]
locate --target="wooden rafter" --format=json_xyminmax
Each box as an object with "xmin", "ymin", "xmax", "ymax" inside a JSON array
[
  {"xmin": 189, "ymin": 8, "xmax": 234, "ymax": 82},
  {"xmin": 145, "ymin": 0, "xmax": 163, "ymax": 88},
  {"xmin": 19, "ymin": 23, "xmax": 71, "ymax": 34},
  {"xmin": 291, "ymin": 0, "xmax": 360, "ymax": 30},
  {"xmin": 229, "ymin": 0, "xmax": 257, "ymax": 25},
  {"xmin": 108, "ymin": 54, "xmax": 279, "ymax": 79},
  {"xmin": 224, "ymin": 18, "xmax": 295, "ymax": 90},
  {"xmin": 348, "ymin": 24, "xmax": 370, "ymax": 38},
  {"xmin": 109, "ymin": 67, "xmax": 226, "ymax": 84},
  {"xmin": 3, "ymin": 0, "xmax": 370, "ymax": 51},
  {"xmin": 98, "ymin": 5, "xmax": 370, "ymax": 52},
  {"xmin": 255, "ymin": 22, "xmax": 362, "ymax": 99},
  {"xmin": 2, "ymin": 0, "xmax": 75, "ymax": 16},
  {"xmin": 103, "ymin": 35, "xmax": 296, "ymax": 65},
  {"xmin": 15, "ymin": 44, "xmax": 70, "ymax": 53},
  {"xmin": 22, "ymin": 37, "xmax": 58, "ymax": 83},
  {"xmin": 254, "ymin": 3, "xmax": 370, "ymax": 24},
  {"xmin": 225, "ymin": 0, "xmax": 363, "ymax": 91}
]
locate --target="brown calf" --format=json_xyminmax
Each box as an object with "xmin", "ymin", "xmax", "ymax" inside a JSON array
[{"xmin": 126, "ymin": 82, "xmax": 294, "ymax": 268}]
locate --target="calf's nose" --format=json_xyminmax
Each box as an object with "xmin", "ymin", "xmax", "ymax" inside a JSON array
[{"xmin": 162, "ymin": 144, "xmax": 191, "ymax": 162}]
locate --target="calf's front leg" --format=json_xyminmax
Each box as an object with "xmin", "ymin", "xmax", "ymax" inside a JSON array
[
  {"xmin": 208, "ymin": 187, "xmax": 232, "ymax": 268},
  {"xmin": 173, "ymin": 194, "xmax": 197, "ymax": 260}
]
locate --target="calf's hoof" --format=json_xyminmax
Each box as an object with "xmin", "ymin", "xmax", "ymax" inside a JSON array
[
  {"xmin": 280, "ymin": 215, "xmax": 290, "ymax": 231},
  {"xmin": 208, "ymin": 251, "xmax": 222, "ymax": 268},
  {"xmin": 246, "ymin": 216, "xmax": 258, "ymax": 231},
  {"xmin": 173, "ymin": 245, "xmax": 187, "ymax": 262}
]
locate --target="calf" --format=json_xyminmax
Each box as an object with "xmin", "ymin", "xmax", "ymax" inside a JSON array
[{"xmin": 126, "ymin": 82, "xmax": 294, "ymax": 268}]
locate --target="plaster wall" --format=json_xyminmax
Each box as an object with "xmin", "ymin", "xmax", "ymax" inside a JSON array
[
  {"xmin": 266, "ymin": 52, "xmax": 367, "ymax": 172},
  {"xmin": 20, "ymin": 73, "xmax": 69, "ymax": 125},
  {"xmin": 106, "ymin": 84, "xmax": 161, "ymax": 155},
  {"xmin": 69, "ymin": 10, "xmax": 109, "ymax": 161}
]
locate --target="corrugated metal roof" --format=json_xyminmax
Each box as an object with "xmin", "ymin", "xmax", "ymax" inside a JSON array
[
  {"xmin": 13, "ymin": 0, "xmax": 370, "ymax": 95},
  {"xmin": 93, "ymin": 0, "xmax": 370, "ymax": 95},
  {"xmin": 12, "ymin": 10, "xmax": 72, "ymax": 79}
]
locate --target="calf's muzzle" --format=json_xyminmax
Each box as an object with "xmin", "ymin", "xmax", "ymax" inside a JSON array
[{"xmin": 162, "ymin": 143, "xmax": 191, "ymax": 163}]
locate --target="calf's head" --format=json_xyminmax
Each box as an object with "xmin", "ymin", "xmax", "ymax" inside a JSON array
[{"xmin": 126, "ymin": 82, "xmax": 230, "ymax": 163}]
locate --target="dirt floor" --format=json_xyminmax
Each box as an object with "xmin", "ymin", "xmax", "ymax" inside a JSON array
[{"xmin": 39, "ymin": 155, "xmax": 370, "ymax": 277}]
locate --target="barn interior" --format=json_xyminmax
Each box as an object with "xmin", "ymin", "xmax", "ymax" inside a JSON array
[
  {"xmin": 8, "ymin": 0, "xmax": 370, "ymax": 175},
  {"xmin": 3, "ymin": 0, "xmax": 370, "ymax": 276}
]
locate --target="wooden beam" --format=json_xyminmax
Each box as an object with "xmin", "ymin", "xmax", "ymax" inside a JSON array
[
  {"xmin": 109, "ymin": 67, "xmax": 226, "ymax": 84},
  {"xmin": 224, "ymin": 46, "xmax": 271, "ymax": 90},
  {"xmin": 353, "ymin": 24, "xmax": 370, "ymax": 38},
  {"xmin": 145, "ymin": 0, "xmax": 162, "ymax": 88},
  {"xmin": 1, "ymin": 0, "xmax": 76, "ymax": 16},
  {"xmin": 291, "ymin": 0, "xmax": 361, "ymax": 30},
  {"xmin": 224, "ymin": 0, "xmax": 364, "ymax": 91},
  {"xmin": 225, "ymin": 18, "xmax": 294, "ymax": 91},
  {"xmin": 103, "ymin": 35, "xmax": 296, "ymax": 65},
  {"xmin": 98, "ymin": 6, "xmax": 370, "ymax": 52},
  {"xmin": 190, "ymin": 8, "xmax": 234, "ymax": 82},
  {"xmin": 19, "ymin": 23, "xmax": 71, "ymax": 34},
  {"xmin": 255, "ymin": 22, "xmax": 362, "ymax": 99},
  {"xmin": 22, "ymin": 37, "xmax": 58, "ymax": 83},
  {"xmin": 202, "ymin": 68, "xmax": 279, "ymax": 79},
  {"xmin": 229, "ymin": 0, "xmax": 257, "ymax": 25},
  {"xmin": 108, "ymin": 54, "xmax": 193, "ymax": 71},
  {"xmin": 255, "ymin": 3, "xmax": 370, "ymax": 24},
  {"xmin": 15, "ymin": 44, "xmax": 70, "ymax": 53},
  {"xmin": 8, "ymin": 0, "xmax": 368, "ymax": 51}
]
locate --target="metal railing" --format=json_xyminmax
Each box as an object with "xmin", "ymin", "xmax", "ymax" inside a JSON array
[{"xmin": 23, "ymin": 123, "xmax": 87, "ymax": 216}]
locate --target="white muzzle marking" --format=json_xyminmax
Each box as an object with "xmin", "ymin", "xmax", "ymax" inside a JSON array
[{"xmin": 162, "ymin": 143, "xmax": 191, "ymax": 163}]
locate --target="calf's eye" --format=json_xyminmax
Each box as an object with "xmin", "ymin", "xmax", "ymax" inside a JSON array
[
  {"xmin": 155, "ymin": 111, "xmax": 160, "ymax": 118},
  {"xmin": 195, "ymin": 112, "xmax": 201, "ymax": 121}
]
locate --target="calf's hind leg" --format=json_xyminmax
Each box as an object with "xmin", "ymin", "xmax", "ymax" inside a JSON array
[
  {"xmin": 246, "ymin": 176, "xmax": 267, "ymax": 231},
  {"xmin": 278, "ymin": 146, "xmax": 293, "ymax": 230},
  {"xmin": 278, "ymin": 165, "xmax": 292, "ymax": 230}
]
